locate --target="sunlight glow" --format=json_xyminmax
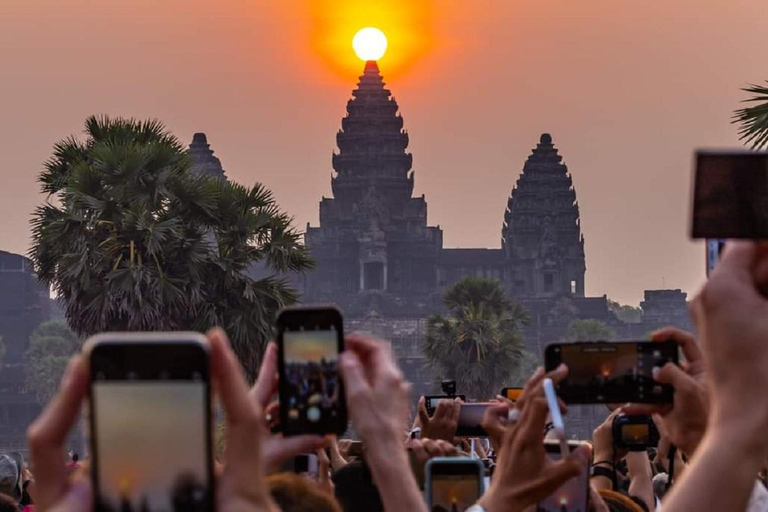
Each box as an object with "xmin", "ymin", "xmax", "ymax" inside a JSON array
[{"xmin": 353, "ymin": 27, "xmax": 388, "ymax": 61}]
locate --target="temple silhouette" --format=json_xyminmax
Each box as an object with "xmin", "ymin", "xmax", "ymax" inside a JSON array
[{"xmin": 185, "ymin": 62, "xmax": 692, "ymax": 435}]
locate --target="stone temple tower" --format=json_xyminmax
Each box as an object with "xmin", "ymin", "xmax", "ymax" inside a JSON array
[
  {"xmin": 188, "ymin": 133, "xmax": 227, "ymax": 180},
  {"xmin": 502, "ymin": 134, "xmax": 586, "ymax": 298},
  {"xmin": 303, "ymin": 61, "xmax": 443, "ymax": 315}
]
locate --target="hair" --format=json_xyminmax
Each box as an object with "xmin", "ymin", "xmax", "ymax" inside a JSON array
[
  {"xmin": 332, "ymin": 460, "xmax": 383, "ymax": 512},
  {"xmin": 0, "ymin": 493, "xmax": 18, "ymax": 512},
  {"xmin": 598, "ymin": 489, "xmax": 646, "ymax": 512},
  {"xmin": 266, "ymin": 473, "xmax": 342, "ymax": 512}
]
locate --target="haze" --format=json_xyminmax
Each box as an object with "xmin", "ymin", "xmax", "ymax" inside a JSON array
[{"xmin": 2, "ymin": 0, "xmax": 766, "ymax": 306}]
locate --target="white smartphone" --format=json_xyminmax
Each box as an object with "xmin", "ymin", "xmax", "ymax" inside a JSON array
[{"xmin": 543, "ymin": 378, "xmax": 570, "ymax": 458}]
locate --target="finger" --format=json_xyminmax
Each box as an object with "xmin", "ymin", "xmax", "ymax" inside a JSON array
[
  {"xmin": 274, "ymin": 436, "xmax": 327, "ymax": 466},
  {"xmin": 28, "ymin": 356, "xmax": 88, "ymax": 505},
  {"xmin": 546, "ymin": 363, "xmax": 569, "ymax": 385},
  {"xmin": 651, "ymin": 327, "xmax": 703, "ymax": 365},
  {"xmin": 434, "ymin": 399, "xmax": 450, "ymax": 420},
  {"xmin": 345, "ymin": 335, "xmax": 401, "ymax": 384},
  {"xmin": 407, "ymin": 439, "xmax": 429, "ymax": 464},
  {"xmin": 621, "ymin": 404, "xmax": 666, "ymax": 416},
  {"xmin": 251, "ymin": 342, "xmax": 278, "ymax": 407},
  {"xmin": 209, "ymin": 329, "xmax": 264, "ymax": 483},
  {"xmin": 417, "ymin": 396, "xmax": 430, "ymax": 426},
  {"xmin": 339, "ymin": 352, "xmax": 370, "ymax": 406},
  {"xmin": 481, "ymin": 403, "xmax": 509, "ymax": 430},
  {"xmin": 653, "ymin": 362, "xmax": 695, "ymax": 394},
  {"xmin": 517, "ymin": 396, "xmax": 549, "ymax": 448},
  {"xmin": 450, "ymin": 398, "xmax": 461, "ymax": 424},
  {"xmin": 422, "ymin": 439, "xmax": 442, "ymax": 458},
  {"xmin": 541, "ymin": 445, "xmax": 589, "ymax": 489},
  {"xmin": 435, "ymin": 440, "xmax": 458, "ymax": 457}
]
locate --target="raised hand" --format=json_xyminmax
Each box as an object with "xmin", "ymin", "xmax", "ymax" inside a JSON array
[{"xmin": 417, "ymin": 396, "xmax": 460, "ymax": 442}]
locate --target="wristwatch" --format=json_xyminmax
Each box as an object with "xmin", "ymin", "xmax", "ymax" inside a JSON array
[{"xmin": 466, "ymin": 505, "xmax": 487, "ymax": 512}]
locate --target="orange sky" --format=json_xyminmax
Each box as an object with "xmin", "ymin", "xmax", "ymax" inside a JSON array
[{"xmin": 1, "ymin": 0, "xmax": 767, "ymax": 305}]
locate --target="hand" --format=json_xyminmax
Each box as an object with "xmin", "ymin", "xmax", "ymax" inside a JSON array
[
  {"xmin": 315, "ymin": 448, "xmax": 334, "ymax": 496},
  {"xmin": 250, "ymin": 342, "xmax": 326, "ymax": 474},
  {"xmin": 27, "ymin": 356, "xmax": 92, "ymax": 512},
  {"xmin": 340, "ymin": 336, "xmax": 411, "ymax": 445},
  {"xmin": 480, "ymin": 402, "xmax": 512, "ymax": 453},
  {"xmin": 688, "ymin": 241, "xmax": 768, "ymax": 444},
  {"xmin": 328, "ymin": 436, "xmax": 348, "ymax": 472},
  {"xmin": 478, "ymin": 365, "xmax": 589, "ymax": 512},
  {"xmin": 592, "ymin": 409, "xmax": 625, "ymax": 463},
  {"xmin": 339, "ymin": 336, "xmax": 427, "ymax": 512},
  {"xmin": 406, "ymin": 438, "xmax": 458, "ymax": 488},
  {"xmin": 417, "ymin": 396, "xmax": 460, "ymax": 442},
  {"xmin": 623, "ymin": 328, "xmax": 709, "ymax": 457}
]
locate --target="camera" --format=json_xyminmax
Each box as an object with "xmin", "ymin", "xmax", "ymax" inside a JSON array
[
  {"xmin": 612, "ymin": 415, "xmax": 659, "ymax": 451},
  {"xmin": 441, "ymin": 380, "xmax": 457, "ymax": 397}
]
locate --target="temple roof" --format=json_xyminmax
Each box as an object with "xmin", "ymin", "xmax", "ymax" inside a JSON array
[{"xmin": 188, "ymin": 133, "xmax": 227, "ymax": 180}]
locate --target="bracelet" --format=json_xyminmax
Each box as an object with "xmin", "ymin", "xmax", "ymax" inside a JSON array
[
  {"xmin": 591, "ymin": 466, "xmax": 614, "ymax": 480},
  {"xmin": 592, "ymin": 460, "xmax": 614, "ymax": 467}
]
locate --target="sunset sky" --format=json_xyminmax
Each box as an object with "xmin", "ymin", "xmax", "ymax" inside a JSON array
[{"xmin": 2, "ymin": 0, "xmax": 767, "ymax": 305}]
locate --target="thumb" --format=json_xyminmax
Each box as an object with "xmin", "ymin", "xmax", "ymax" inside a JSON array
[
  {"xmin": 275, "ymin": 435, "xmax": 326, "ymax": 465},
  {"xmin": 653, "ymin": 362, "xmax": 694, "ymax": 391},
  {"xmin": 339, "ymin": 352, "xmax": 369, "ymax": 404},
  {"xmin": 417, "ymin": 396, "xmax": 430, "ymax": 427},
  {"xmin": 52, "ymin": 478, "xmax": 92, "ymax": 512}
]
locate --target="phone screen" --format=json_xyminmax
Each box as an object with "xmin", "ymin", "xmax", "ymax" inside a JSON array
[
  {"xmin": 278, "ymin": 308, "xmax": 346, "ymax": 435},
  {"xmin": 425, "ymin": 395, "xmax": 465, "ymax": 415},
  {"xmin": 545, "ymin": 341, "xmax": 678, "ymax": 404},
  {"xmin": 89, "ymin": 338, "xmax": 212, "ymax": 512},
  {"xmin": 621, "ymin": 423, "xmax": 650, "ymax": 445},
  {"xmin": 692, "ymin": 151, "xmax": 768, "ymax": 239},
  {"xmin": 429, "ymin": 463, "xmax": 482, "ymax": 512},
  {"xmin": 538, "ymin": 445, "xmax": 589, "ymax": 512},
  {"xmin": 502, "ymin": 387, "xmax": 524, "ymax": 401}
]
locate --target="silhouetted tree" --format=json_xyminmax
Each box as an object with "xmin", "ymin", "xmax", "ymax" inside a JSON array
[
  {"xmin": 423, "ymin": 277, "xmax": 530, "ymax": 400},
  {"xmin": 30, "ymin": 116, "xmax": 313, "ymax": 378},
  {"xmin": 25, "ymin": 321, "xmax": 80, "ymax": 405},
  {"xmin": 566, "ymin": 319, "xmax": 616, "ymax": 342},
  {"xmin": 733, "ymin": 82, "xmax": 768, "ymax": 148}
]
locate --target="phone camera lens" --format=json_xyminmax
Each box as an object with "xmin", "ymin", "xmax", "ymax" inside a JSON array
[
  {"xmin": 192, "ymin": 371, "xmax": 202, "ymax": 381},
  {"xmin": 127, "ymin": 371, "xmax": 138, "ymax": 380},
  {"xmin": 159, "ymin": 371, "xmax": 170, "ymax": 380}
]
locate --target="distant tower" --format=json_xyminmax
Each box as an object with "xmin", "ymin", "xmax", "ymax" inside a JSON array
[
  {"xmin": 303, "ymin": 61, "xmax": 443, "ymax": 312},
  {"xmin": 502, "ymin": 134, "xmax": 586, "ymax": 298},
  {"xmin": 188, "ymin": 133, "xmax": 227, "ymax": 180}
]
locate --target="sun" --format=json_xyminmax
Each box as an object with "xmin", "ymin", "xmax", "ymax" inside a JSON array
[{"xmin": 352, "ymin": 27, "xmax": 388, "ymax": 62}]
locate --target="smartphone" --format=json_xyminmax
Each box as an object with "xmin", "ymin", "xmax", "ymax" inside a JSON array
[
  {"xmin": 613, "ymin": 415, "xmax": 660, "ymax": 451},
  {"xmin": 424, "ymin": 395, "xmax": 466, "ymax": 416},
  {"xmin": 538, "ymin": 441, "xmax": 590, "ymax": 511},
  {"xmin": 425, "ymin": 457, "xmax": 484, "ymax": 512},
  {"xmin": 456, "ymin": 403, "xmax": 491, "ymax": 437},
  {"xmin": 543, "ymin": 378, "xmax": 569, "ymax": 458},
  {"xmin": 277, "ymin": 306, "xmax": 347, "ymax": 436},
  {"xmin": 691, "ymin": 150, "xmax": 768, "ymax": 239},
  {"xmin": 500, "ymin": 387, "xmax": 524, "ymax": 402},
  {"xmin": 544, "ymin": 341, "xmax": 679, "ymax": 404},
  {"xmin": 347, "ymin": 441, "xmax": 364, "ymax": 457},
  {"xmin": 86, "ymin": 332, "xmax": 214, "ymax": 512}
]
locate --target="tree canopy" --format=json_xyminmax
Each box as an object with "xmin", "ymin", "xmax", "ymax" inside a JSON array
[
  {"xmin": 25, "ymin": 321, "xmax": 81, "ymax": 405},
  {"xmin": 566, "ymin": 318, "xmax": 617, "ymax": 342},
  {"xmin": 30, "ymin": 116, "xmax": 313, "ymax": 378},
  {"xmin": 733, "ymin": 82, "xmax": 768, "ymax": 149},
  {"xmin": 422, "ymin": 277, "xmax": 531, "ymax": 400}
]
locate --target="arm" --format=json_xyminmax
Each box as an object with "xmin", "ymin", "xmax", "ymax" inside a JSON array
[
  {"xmin": 626, "ymin": 452, "xmax": 655, "ymax": 512},
  {"xmin": 661, "ymin": 428, "xmax": 763, "ymax": 512}
]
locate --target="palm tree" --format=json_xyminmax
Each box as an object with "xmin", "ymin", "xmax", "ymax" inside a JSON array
[
  {"xmin": 30, "ymin": 116, "xmax": 313, "ymax": 378},
  {"xmin": 733, "ymin": 82, "xmax": 768, "ymax": 148},
  {"xmin": 422, "ymin": 277, "xmax": 531, "ymax": 400}
]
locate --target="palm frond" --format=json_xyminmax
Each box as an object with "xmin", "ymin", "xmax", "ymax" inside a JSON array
[{"xmin": 733, "ymin": 82, "xmax": 768, "ymax": 149}]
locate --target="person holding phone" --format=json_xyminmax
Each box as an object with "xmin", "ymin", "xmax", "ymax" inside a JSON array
[{"xmin": 26, "ymin": 329, "xmax": 280, "ymax": 512}]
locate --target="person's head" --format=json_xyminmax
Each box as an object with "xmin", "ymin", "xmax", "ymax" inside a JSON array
[
  {"xmin": 598, "ymin": 489, "xmax": 646, "ymax": 512},
  {"xmin": 0, "ymin": 492, "xmax": 18, "ymax": 512},
  {"xmin": 652, "ymin": 472, "xmax": 669, "ymax": 500},
  {"xmin": 332, "ymin": 460, "xmax": 383, "ymax": 512},
  {"xmin": 0, "ymin": 452, "xmax": 23, "ymax": 502},
  {"xmin": 266, "ymin": 473, "xmax": 342, "ymax": 512}
]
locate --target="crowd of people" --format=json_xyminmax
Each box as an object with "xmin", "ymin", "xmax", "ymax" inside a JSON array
[{"xmin": 6, "ymin": 240, "xmax": 768, "ymax": 511}]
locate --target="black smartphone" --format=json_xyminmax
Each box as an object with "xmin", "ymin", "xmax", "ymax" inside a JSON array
[
  {"xmin": 86, "ymin": 332, "xmax": 214, "ymax": 512},
  {"xmin": 538, "ymin": 440, "xmax": 590, "ymax": 511},
  {"xmin": 276, "ymin": 306, "xmax": 347, "ymax": 436},
  {"xmin": 691, "ymin": 150, "xmax": 768, "ymax": 239},
  {"xmin": 456, "ymin": 403, "xmax": 491, "ymax": 437},
  {"xmin": 500, "ymin": 387, "xmax": 524, "ymax": 402},
  {"xmin": 425, "ymin": 457, "xmax": 484, "ymax": 512},
  {"xmin": 424, "ymin": 395, "xmax": 466, "ymax": 416},
  {"xmin": 544, "ymin": 341, "xmax": 679, "ymax": 404},
  {"xmin": 613, "ymin": 415, "xmax": 660, "ymax": 451}
]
